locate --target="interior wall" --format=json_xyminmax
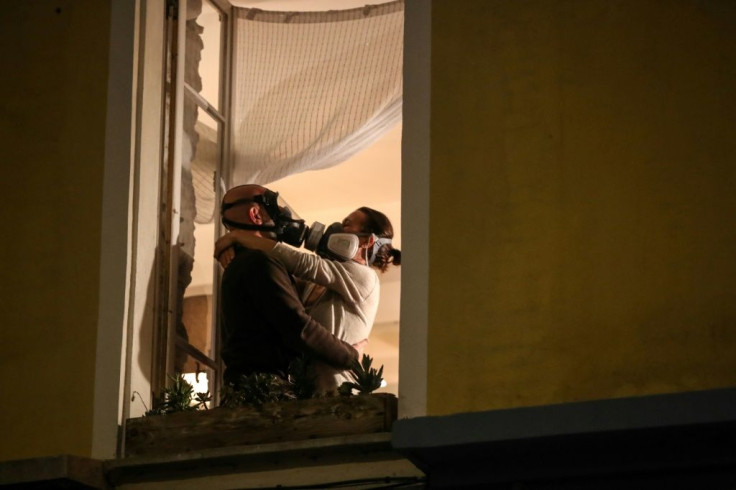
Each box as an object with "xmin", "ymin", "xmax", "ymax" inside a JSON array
[
  {"xmin": 0, "ymin": 0, "xmax": 112, "ymax": 460},
  {"xmin": 427, "ymin": 0, "xmax": 736, "ymax": 415}
]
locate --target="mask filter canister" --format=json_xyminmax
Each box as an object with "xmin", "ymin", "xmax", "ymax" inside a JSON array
[{"xmin": 304, "ymin": 222, "xmax": 360, "ymax": 262}]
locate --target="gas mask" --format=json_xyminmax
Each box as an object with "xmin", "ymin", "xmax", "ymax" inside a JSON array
[
  {"xmin": 220, "ymin": 187, "xmax": 361, "ymax": 262},
  {"xmin": 221, "ymin": 187, "xmax": 308, "ymax": 247}
]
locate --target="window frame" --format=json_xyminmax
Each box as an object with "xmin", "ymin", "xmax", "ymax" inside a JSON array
[{"xmin": 152, "ymin": 0, "xmax": 233, "ymax": 409}]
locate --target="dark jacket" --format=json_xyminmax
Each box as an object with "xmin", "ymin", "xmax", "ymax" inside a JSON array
[{"xmin": 220, "ymin": 247, "xmax": 358, "ymax": 383}]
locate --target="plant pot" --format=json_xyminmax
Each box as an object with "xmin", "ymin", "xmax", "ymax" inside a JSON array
[{"xmin": 124, "ymin": 393, "xmax": 397, "ymax": 457}]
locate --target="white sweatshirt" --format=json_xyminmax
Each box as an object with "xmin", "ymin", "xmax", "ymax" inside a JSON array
[{"xmin": 270, "ymin": 242, "xmax": 380, "ymax": 391}]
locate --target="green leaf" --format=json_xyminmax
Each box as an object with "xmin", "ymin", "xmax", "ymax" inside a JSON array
[{"xmin": 344, "ymin": 354, "xmax": 384, "ymax": 395}]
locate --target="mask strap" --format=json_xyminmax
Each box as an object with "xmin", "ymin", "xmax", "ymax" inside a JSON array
[
  {"xmin": 368, "ymin": 235, "xmax": 393, "ymax": 266},
  {"xmin": 252, "ymin": 191, "xmax": 287, "ymax": 221},
  {"xmin": 220, "ymin": 197, "xmax": 254, "ymax": 214},
  {"xmin": 221, "ymin": 219, "xmax": 277, "ymax": 233},
  {"xmin": 221, "ymin": 199, "xmax": 277, "ymax": 232}
]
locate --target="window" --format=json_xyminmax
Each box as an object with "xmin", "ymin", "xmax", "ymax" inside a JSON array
[
  {"xmin": 154, "ymin": 0, "xmax": 231, "ymax": 405},
  {"xmin": 148, "ymin": 0, "xmax": 407, "ymax": 411}
]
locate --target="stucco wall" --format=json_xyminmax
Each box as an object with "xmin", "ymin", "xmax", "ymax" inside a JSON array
[
  {"xmin": 427, "ymin": 0, "xmax": 736, "ymax": 414},
  {"xmin": 0, "ymin": 1, "xmax": 111, "ymax": 460}
]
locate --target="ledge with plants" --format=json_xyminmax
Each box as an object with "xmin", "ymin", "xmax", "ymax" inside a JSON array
[{"xmin": 125, "ymin": 355, "xmax": 396, "ymax": 458}]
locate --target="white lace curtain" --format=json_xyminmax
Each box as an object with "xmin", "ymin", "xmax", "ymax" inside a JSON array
[{"xmin": 229, "ymin": 0, "xmax": 404, "ymax": 186}]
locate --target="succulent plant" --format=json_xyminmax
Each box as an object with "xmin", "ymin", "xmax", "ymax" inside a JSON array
[
  {"xmin": 220, "ymin": 372, "xmax": 293, "ymax": 408},
  {"xmin": 288, "ymin": 355, "xmax": 318, "ymax": 400},
  {"xmin": 145, "ymin": 374, "xmax": 210, "ymax": 416},
  {"xmin": 339, "ymin": 354, "xmax": 384, "ymax": 396}
]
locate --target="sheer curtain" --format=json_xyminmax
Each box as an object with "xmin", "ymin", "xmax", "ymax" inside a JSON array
[{"xmin": 229, "ymin": 1, "xmax": 403, "ymax": 186}]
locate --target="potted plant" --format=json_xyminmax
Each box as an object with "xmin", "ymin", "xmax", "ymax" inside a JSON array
[{"xmin": 125, "ymin": 355, "xmax": 397, "ymax": 457}]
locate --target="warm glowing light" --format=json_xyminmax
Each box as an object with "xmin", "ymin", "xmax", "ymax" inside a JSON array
[{"xmin": 182, "ymin": 372, "xmax": 210, "ymax": 395}]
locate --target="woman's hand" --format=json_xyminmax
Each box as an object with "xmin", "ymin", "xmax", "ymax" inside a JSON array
[
  {"xmin": 214, "ymin": 230, "xmax": 277, "ymax": 268},
  {"xmin": 214, "ymin": 232, "xmax": 237, "ymax": 265},
  {"xmin": 216, "ymin": 245, "xmax": 236, "ymax": 269},
  {"xmin": 352, "ymin": 338, "xmax": 368, "ymax": 357}
]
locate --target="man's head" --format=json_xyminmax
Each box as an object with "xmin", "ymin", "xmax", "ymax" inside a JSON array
[
  {"xmin": 221, "ymin": 184, "xmax": 307, "ymax": 244},
  {"xmin": 221, "ymin": 184, "xmax": 272, "ymax": 231}
]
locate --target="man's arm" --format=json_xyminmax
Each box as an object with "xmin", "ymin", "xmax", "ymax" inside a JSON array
[{"xmin": 246, "ymin": 252, "xmax": 358, "ymax": 369}]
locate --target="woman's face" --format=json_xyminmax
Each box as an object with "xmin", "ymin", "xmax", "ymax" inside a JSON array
[
  {"xmin": 342, "ymin": 210, "xmax": 370, "ymax": 263},
  {"xmin": 342, "ymin": 210, "xmax": 368, "ymax": 234}
]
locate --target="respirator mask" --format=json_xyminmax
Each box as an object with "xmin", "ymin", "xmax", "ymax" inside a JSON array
[
  {"xmin": 303, "ymin": 222, "xmax": 361, "ymax": 262},
  {"xmin": 306, "ymin": 225, "xmax": 392, "ymax": 264},
  {"xmin": 220, "ymin": 186, "xmax": 361, "ymax": 262},
  {"xmin": 221, "ymin": 187, "xmax": 309, "ymax": 246}
]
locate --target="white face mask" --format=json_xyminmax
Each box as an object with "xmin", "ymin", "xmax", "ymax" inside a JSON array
[
  {"xmin": 304, "ymin": 222, "xmax": 360, "ymax": 262},
  {"xmin": 324, "ymin": 233, "xmax": 360, "ymax": 261}
]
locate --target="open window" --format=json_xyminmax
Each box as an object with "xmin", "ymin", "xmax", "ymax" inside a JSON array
[
  {"xmin": 147, "ymin": 0, "xmax": 404, "ymax": 414},
  {"xmin": 154, "ymin": 0, "xmax": 231, "ymax": 404}
]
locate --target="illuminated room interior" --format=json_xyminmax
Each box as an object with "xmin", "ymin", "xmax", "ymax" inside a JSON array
[{"xmin": 184, "ymin": 0, "xmax": 402, "ymax": 396}]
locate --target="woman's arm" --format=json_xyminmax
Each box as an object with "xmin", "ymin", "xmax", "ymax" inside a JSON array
[
  {"xmin": 270, "ymin": 242, "xmax": 377, "ymax": 304},
  {"xmin": 214, "ymin": 230, "xmax": 275, "ymax": 268},
  {"xmin": 215, "ymin": 232, "xmax": 377, "ymax": 304}
]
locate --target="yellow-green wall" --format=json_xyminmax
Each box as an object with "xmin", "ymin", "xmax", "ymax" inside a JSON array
[
  {"xmin": 428, "ymin": 0, "xmax": 736, "ymax": 415},
  {"xmin": 0, "ymin": 1, "xmax": 111, "ymax": 460}
]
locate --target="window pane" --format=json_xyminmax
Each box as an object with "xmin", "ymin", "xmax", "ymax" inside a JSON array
[
  {"xmin": 181, "ymin": 294, "xmax": 214, "ymax": 358},
  {"xmin": 180, "ymin": 353, "xmax": 215, "ymax": 404},
  {"xmin": 186, "ymin": 0, "xmax": 222, "ymax": 110},
  {"xmin": 177, "ymin": 107, "xmax": 220, "ymax": 371},
  {"xmin": 190, "ymin": 108, "xmax": 220, "ymax": 224}
]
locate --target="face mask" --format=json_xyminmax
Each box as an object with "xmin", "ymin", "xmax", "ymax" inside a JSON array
[
  {"xmin": 304, "ymin": 222, "xmax": 360, "ymax": 262},
  {"xmin": 221, "ymin": 189, "xmax": 309, "ymax": 247}
]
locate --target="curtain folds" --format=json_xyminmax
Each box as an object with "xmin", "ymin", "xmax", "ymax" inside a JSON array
[{"xmin": 230, "ymin": 0, "xmax": 404, "ymax": 186}]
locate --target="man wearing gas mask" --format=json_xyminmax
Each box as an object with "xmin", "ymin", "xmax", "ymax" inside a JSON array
[
  {"xmin": 216, "ymin": 185, "xmax": 401, "ymax": 394},
  {"xmin": 216, "ymin": 184, "xmax": 364, "ymax": 385}
]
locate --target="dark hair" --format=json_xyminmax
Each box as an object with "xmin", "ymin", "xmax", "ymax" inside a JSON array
[{"xmin": 358, "ymin": 206, "xmax": 402, "ymax": 273}]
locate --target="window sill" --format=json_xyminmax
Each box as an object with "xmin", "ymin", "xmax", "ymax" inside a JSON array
[
  {"xmin": 0, "ymin": 395, "xmax": 424, "ymax": 489},
  {"xmin": 0, "ymin": 434, "xmax": 424, "ymax": 489},
  {"xmin": 107, "ymin": 432, "xmax": 423, "ymax": 488}
]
